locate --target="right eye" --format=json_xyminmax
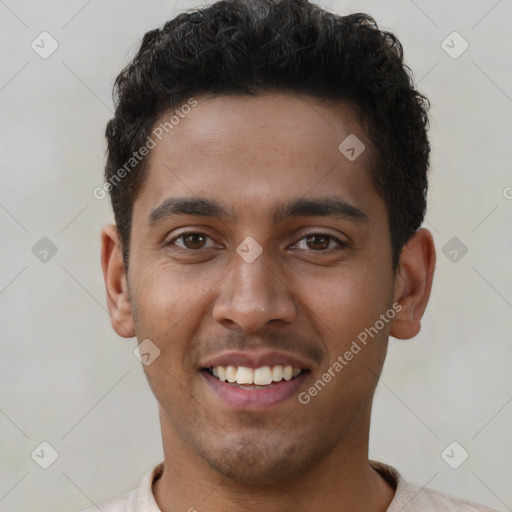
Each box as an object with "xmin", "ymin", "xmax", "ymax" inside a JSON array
[{"xmin": 169, "ymin": 232, "xmax": 218, "ymax": 251}]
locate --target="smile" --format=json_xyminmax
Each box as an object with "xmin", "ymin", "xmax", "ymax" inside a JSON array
[
  {"xmin": 206, "ymin": 365, "xmax": 304, "ymax": 387},
  {"xmin": 201, "ymin": 367, "xmax": 310, "ymax": 410}
]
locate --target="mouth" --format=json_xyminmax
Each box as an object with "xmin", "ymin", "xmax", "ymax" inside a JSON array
[
  {"xmin": 202, "ymin": 365, "xmax": 308, "ymax": 389},
  {"xmin": 199, "ymin": 351, "xmax": 312, "ymax": 410}
]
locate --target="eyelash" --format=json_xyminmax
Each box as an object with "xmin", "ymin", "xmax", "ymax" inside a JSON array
[
  {"xmin": 291, "ymin": 234, "xmax": 348, "ymax": 252},
  {"xmin": 168, "ymin": 231, "xmax": 349, "ymax": 253},
  {"xmin": 169, "ymin": 231, "xmax": 221, "ymax": 251}
]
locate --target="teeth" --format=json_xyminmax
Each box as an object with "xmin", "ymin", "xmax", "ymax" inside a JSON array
[
  {"xmin": 235, "ymin": 366, "xmax": 253, "ymax": 384},
  {"xmin": 272, "ymin": 365, "xmax": 283, "ymax": 382},
  {"xmin": 225, "ymin": 365, "xmax": 237, "ymax": 383},
  {"xmin": 210, "ymin": 365, "xmax": 303, "ymax": 386},
  {"xmin": 254, "ymin": 366, "xmax": 273, "ymax": 385}
]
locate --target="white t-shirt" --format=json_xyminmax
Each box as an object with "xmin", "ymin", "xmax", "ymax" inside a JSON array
[{"xmin": 80, "ymin": 461, "xmax": 500, "ymax": 511}]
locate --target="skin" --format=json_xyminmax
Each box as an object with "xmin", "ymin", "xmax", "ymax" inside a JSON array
[{"xmin": 102, "ymin": 93, "xmax": 436, "ymax": 512}]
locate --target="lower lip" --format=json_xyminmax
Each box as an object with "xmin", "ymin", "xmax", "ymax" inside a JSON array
[{"xmin": 202, "ymin": 370, "xmax": 309, "ymax": 411}]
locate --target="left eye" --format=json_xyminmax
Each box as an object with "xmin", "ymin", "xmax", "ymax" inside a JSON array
[
  {"xmin": 171, "ymin": 233, "xmax": 217, "ymax": 250},
  {"xmin": 294, "ymin": 234, "xmax": 345, "ymax": 251}
]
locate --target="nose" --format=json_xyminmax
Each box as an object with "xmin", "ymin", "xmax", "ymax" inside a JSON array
[{"xmin": 212, "ymin": 254, "xmax": 297, "ymax": 332}]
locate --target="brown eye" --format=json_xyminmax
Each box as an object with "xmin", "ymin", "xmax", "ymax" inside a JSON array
[
  {"xmin": 182, "ymin": 233, "xmax": 207, "ymax": 249},
  {"xmin": 305, "ymin": 235, "xmax": 330, "ymax": 250},
  {"xmin": 168, "ymin": 232, "xmax": 222, "ymax": 256},
  {"xmin": 291, "ymin": 233, "xmax": 347, "ymax": 253}
]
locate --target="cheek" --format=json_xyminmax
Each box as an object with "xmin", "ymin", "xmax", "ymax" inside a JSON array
[
  {"xmin": 298, "ymin": 274, "xmax": 391, "ymax": 419},
  {"xmin": 131, "ymin": 263, "xmax": 219, "ymax": 372},
  {"xmin": 134, "ymin": 261, "xmax": 214, "ymax": 325},
  {"xmin": 130, "ymin": 270, "xmax": 192, "ymax": 362},
  {"xmin": 300, "ymin": 266, "xmax": 392, "ymax": 346}
]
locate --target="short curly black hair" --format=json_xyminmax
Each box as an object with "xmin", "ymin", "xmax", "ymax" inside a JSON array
[{"xmin": 104, "ymin": 0, "xmax": 430, "ymax": 270}]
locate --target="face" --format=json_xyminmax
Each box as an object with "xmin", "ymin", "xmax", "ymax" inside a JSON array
[{"xmin": 122, "ymin": 94, "xmax": 400, "ymax": 484}]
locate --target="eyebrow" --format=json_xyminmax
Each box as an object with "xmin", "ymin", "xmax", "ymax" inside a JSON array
[
  {"xmin": 148, "ymin": 197, "xmax": 233, "ymax": 226},
  {"xmin": 147, "ymin": 196, "xmax": 368, "ymax": 226},
  {"xmin": 272, "ymin": 197, "xmax": 368, "ymax": 224}
]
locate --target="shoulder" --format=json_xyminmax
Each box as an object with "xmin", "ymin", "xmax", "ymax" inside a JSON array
[
  {"xmin": 77, "ymin": 490, "xmax": 135, "ymax": 512},
  {"xmin": 370, "ymin": 461, "xmax": 500, "ymax": 512},
  {"xmin": 395, "ymin": 483, "xmax": 500, "ymax": 511},
  {"xmin": 75, "ymin": 462, "xmax": 164, "ymax": 512}
]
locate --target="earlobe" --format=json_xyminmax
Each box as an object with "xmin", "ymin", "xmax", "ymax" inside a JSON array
[
  {"xmin": 101, "ymin": 224, "xmax": 135, "ymax": 338},
  {"xmin": 390, "ymin": 228, "xmax": 436, "ymax": 340}
]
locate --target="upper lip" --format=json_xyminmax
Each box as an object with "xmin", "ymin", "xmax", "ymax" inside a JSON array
[{"xmin": 200, "ymin": 350, "xmax": 312, "ymax": 370}]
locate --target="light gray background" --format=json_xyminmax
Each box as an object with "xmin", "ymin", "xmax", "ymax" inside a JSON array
[{"xmin": 0, "ymin": 0, "xmax": 511, "ymax": 510}]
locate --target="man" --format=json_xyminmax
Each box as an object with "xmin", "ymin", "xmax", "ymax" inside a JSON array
[{"xmin": 92, "ymin": 0, "xmax": 498, "ymax": 510}]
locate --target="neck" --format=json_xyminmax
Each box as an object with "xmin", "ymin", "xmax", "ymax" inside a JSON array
[{"xmin": 153, "ymin": 404, "xmax": 394, "ymax": 512}]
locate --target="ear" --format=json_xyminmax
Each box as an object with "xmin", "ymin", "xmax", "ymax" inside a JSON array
[
  {"xmin": 101, "ymin": 224, "xmax": 135, "ymax": 338},
  {"xmin": 390, "ymin": 228, "xmax": 436, "ymax": 340}
]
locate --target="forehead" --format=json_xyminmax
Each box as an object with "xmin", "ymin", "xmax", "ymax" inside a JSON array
[{"xmin": 135, "ymin": 93, "xmax": 380, "ymax": 221}]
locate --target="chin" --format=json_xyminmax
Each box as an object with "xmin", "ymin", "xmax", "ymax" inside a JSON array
[{"xmin": 197, "ymin": 436, "xmax": 326, "ymax": 486}]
